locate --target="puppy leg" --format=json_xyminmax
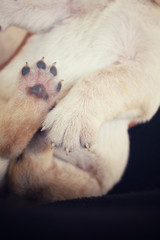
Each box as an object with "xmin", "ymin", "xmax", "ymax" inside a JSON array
[
  {"xmin": 0, "ymin": 0, "xmax": 71, "ymax": 33},
  {"xmin": 8, "ymin": 131, "xmax": 101, "ymax": 202},
  {"xmin": 8, "ymin": 119, "xmax": 129, "ymax": 202},
  {"xmin": 0, "ymin": 59, "xmax": 61, "ymax": 159},
  {"xmin": 43, "ymin": 60, "xmax": 160, "ymax": 153}
]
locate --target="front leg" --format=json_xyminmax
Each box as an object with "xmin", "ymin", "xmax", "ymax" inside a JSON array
[
  {"xmin": 43, "ymin": 61, "xmax": 160, "ymax": 152},
  {"xmin": 0, "ymin": 59, "xmax": 62, "ymax": 159},
  {"xmin": 0, "ymin": 0, "xmax": 71, "ymax": 33}
]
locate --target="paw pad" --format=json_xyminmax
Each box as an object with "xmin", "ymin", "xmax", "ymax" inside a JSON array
[
  {"xmin": 56, "ymin": 82, "xmax": 62, "ymax": 92},
  {"xmin": 20, "ymin": 58, "xmax": 62, "ymax": 101},
  {"xmin": 29, "ymin": 84, "xmax": 49, "ymax": 100},
  {"xmin": 50, "ymin": 65, "xmax": 57, "ymax": 76},
  {"xmin": 21, "ymin": 62, "xmax": 30, "ymax": 76},
  {"xmin": 37, "ymin": 57, "xmax": 46, "ymax": 70}
]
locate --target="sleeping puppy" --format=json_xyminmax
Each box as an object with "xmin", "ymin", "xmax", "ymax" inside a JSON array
[{"xmin": 0, "ymin": 0, "xmax": 160, "ymax": 202}]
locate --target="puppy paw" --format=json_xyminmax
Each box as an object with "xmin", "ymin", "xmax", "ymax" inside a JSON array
[
  {"xmin": 42, "ymin": 89, "xmax": 102, "ymax": 154},
  {"xmin": 18, "ymin": 58, "xmax": 62, "ymax": 109}
]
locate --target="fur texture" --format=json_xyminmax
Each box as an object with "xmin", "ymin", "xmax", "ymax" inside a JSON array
[{"xmin": 0, "ymin": 0, "xmax": 160, "ymax": 202}]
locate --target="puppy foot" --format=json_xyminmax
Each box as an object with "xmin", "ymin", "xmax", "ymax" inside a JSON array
[
  {"xmin": 42, "ymin": 92, "xmax": 101, "ymax": 153},
  {"xmin": 18, "ymin": 58, "xmax": 62, "ymax": 108}
]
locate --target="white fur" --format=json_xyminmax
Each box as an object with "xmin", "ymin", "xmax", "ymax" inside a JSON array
[{"xmin": 0, "ymin": 0, "xmax": 160, "ymax": 198}]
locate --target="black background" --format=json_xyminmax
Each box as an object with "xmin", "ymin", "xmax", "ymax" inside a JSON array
[{"xmin": 0, "ymin": 109, "xmax": 160, "ymax": 239}]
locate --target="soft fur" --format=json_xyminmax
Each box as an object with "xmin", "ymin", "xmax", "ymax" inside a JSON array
[{"xmin": 0, "ymin": 0, "xmax": 160, "ymax": 202}]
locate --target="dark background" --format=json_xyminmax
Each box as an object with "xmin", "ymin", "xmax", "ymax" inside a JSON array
[{"xmin": 0, "ymin": 109, "xmax": 160, "ymax": 239}]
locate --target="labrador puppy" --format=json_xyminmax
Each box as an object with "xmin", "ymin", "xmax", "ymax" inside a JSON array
[{"xmin": 0, "ymin": 0, "xmax": 160, "ymax": 202}]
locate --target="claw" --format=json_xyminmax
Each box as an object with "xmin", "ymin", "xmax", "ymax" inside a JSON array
[
  {"xmin": 85, "ymin": 143, "xmax": 91, "ymax": 152},
  {"xmin": 41, "ymin": 126, "xmax": 46, "ymax": 132},
  {"xmin": 65, "ymin": 147, "xmax": 70, "ymax": 156}
]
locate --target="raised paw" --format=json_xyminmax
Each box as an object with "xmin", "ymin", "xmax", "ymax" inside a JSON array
[
  {"xmin": 19, "ymin": 58, "xmax": 62, "ymax": 108},
  {"xmin": 0, "ymin": 58, "xmax": 63, "ymax": 159}
]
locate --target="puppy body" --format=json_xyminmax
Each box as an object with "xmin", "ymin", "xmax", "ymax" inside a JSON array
[{"xmin": 0, "ymin": 0, "xmax": 160, "ymax": 201}]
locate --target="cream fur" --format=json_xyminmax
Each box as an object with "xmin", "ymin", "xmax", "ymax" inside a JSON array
[{"xmin": 0, "ymin": 0, "xmax": 160, "ymax": 202}]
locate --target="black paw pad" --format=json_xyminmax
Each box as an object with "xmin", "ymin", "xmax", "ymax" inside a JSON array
[
  {"xmin": 37, "ymin": 60, "xmax": 46, "ymax": 70},
  {"xmin": 50, "ymin": 66, "xmax": 57, "ymax": 76},
  {"xmin": 29, "ymin": 84, "xmax": 48, "ymax": 100},
  {"xmin": 22, "ymin": 66, "xmax": 30, "ymax": 76},
  {"xmin": 56, "ymin": 82, "xmax": 62, "ymax": 92}
]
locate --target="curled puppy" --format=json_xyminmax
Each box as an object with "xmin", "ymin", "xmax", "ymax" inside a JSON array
[{"xmin": 0, "ymin": 0, "xmax": 160, "ymax": 202}]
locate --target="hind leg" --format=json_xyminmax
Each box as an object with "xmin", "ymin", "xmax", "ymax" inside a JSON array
[
  {"xmin": 8, "ymin": 119, "xmax": 129, "ymax": 202},
  {"xmin": 8, "ymin": 130, "xmax": 102, "ymax": 202}
]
